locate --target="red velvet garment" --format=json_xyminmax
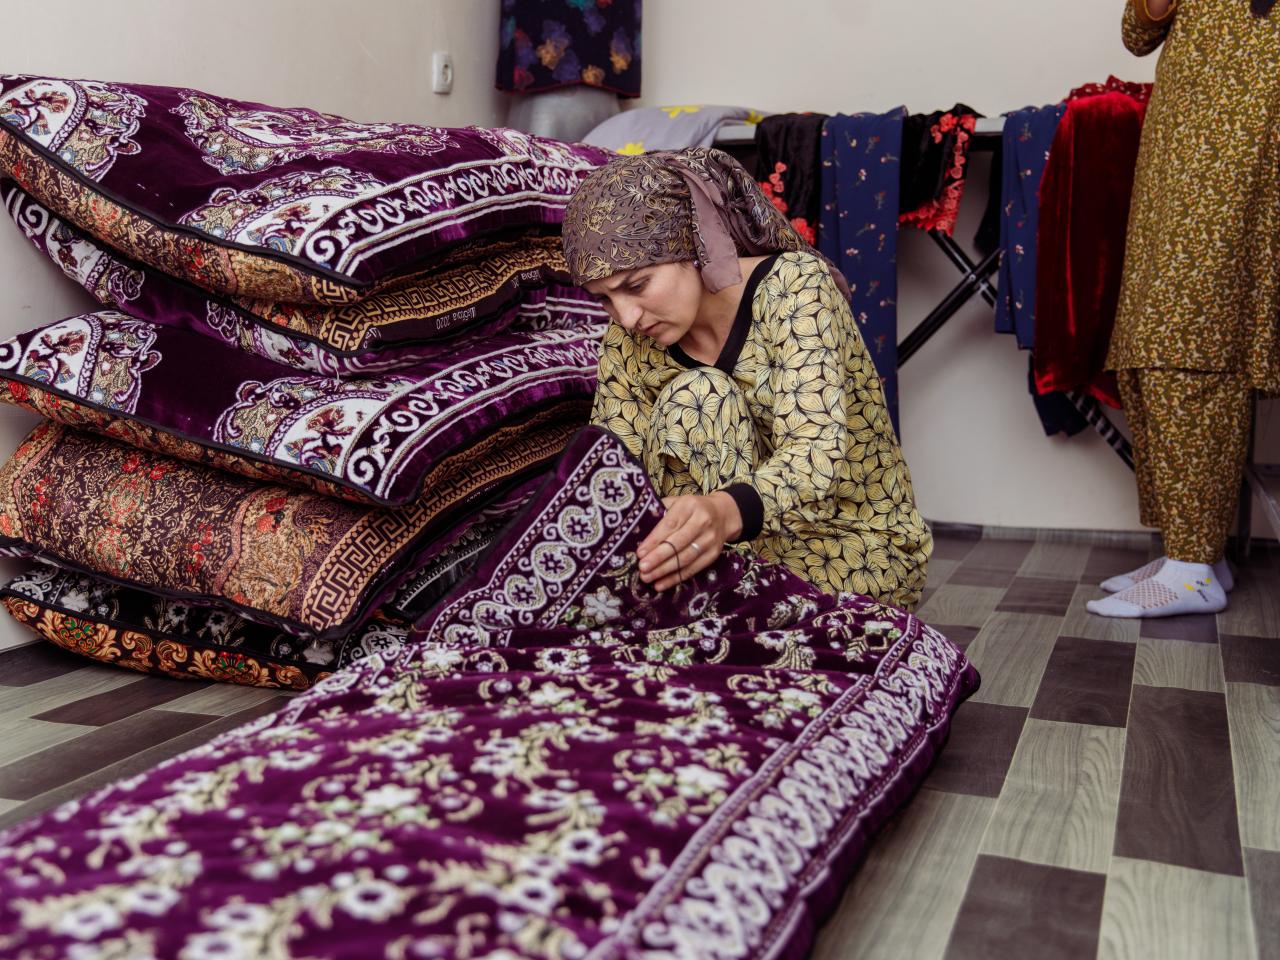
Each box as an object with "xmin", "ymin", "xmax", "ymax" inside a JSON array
[
  {"xmin": 1033, "ymin": 86, "xmax": 1150, "ymax": 407},
  {"xmin": 1067, "ymin": 75, "xmax": 1152, "ymax": 106}
]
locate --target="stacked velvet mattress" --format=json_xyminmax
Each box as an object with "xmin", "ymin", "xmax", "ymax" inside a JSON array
[{"xmin": 0, "ymin": 74, "xmax": 613, "ymax": 687}]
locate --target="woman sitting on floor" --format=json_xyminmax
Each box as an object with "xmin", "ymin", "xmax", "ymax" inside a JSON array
[{"xmin": 561, "ymin": 147, "xmax": 932, "ymax": 609}]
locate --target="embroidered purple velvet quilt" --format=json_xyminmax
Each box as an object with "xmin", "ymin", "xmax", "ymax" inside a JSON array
[
  {"xmin": 0, "ymin": 427, "xmax": 976, "ymax": 959},
  {"xmin": 0, "ymin": 75, "xmax": 611, "ymax": 303},
  {"xmin": 2, "ymin": 182, "xmax": 609, "ymax": 371},
  {"xmin": 0, "ymin": 311, "xmax": 604, "ymax": 505}
]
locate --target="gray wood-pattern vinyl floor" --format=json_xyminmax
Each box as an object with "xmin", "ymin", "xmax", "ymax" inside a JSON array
[{"xmin": 0, "ymin": 531, "xmax": 1275, "ymax": 959}]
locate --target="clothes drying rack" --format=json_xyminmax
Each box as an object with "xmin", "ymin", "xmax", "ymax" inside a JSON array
[
  {"xmin": 716, "ymin": 116, "xmax": 1280, "ymax": 553},
  {"xmin": 714, "ymin": 116, "xmax": 1136, "ymax": 469}
]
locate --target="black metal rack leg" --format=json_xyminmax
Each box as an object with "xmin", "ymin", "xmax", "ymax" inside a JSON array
[
  {"xmin": 897, "ymin": 230, "xmax": 1136, "ymax": 474},
  {"xmin": 897, "ymin": 241, "xmax": 1001, "ymax": 366}
]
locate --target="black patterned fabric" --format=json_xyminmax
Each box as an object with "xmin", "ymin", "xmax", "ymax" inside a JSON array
[
  {"xmin": 497, "ymin": 0, "xmax": 643, "ymax": 96},
  {"xmin": 753, "ymin": 113, "xmax": 828, "ymax": 245},
  {"xmin": 899, "ymin": 103, "xmax": 980, "ymax": 213}
]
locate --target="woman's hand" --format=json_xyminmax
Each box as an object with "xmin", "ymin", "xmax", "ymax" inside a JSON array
[{"xmin": 636, "ymin": 491, "xmax": 743, "ymax": 591}]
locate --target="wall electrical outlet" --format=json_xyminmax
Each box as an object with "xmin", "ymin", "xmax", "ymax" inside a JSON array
[{"xmin": 432, "ymin": 52, "xmax": 454, "ymax": 94}]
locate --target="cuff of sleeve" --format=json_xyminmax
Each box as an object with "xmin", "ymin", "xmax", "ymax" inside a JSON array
[{"xmin": 723, "ymin": 483, "xmax": 764, "ymax": 543}]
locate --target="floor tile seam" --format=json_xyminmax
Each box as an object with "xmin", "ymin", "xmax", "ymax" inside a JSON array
[
  {"xmin": 937, "ymin": 797, "xmax": 1004, "ymax": 960},
  {"xmin": 1108, "ymin": 660, "xmax": 1137, "ymax": 877},
  {"xmin": 1222, "ymin": 677, "xmax": 1280, "ymax": 693},
  {"xmin": 0, "ymin": 710, "xmax": 232, "ymax": 825},
  {"xmin": 0, "ymin": 716, "xmax": 102, "ymax": 771},
  {"xmin": 0, "ymin": 706, "xmax": 225, "ymax": 803},
  {"xmin": 0, "ymin": 715, "xmax": 119, "ymax": 801},
  {"xmin": 1100, "ymin": 675, "xmax": 1133, "ymax": 922},
  {"xmin": 964, "ymin": 703, "xmax": 1032, "ymax": 876},
  {"xmin": 1222, "ymin": 679, "xmax": 1277, "ymax": 864},
  {"xmin": 1013, "ymin": 611, "xmax": 1069, "ymax": 710},
  {"xmin": 1220, "ymin": 638, "xmax": 1242, "ymax": 838}
]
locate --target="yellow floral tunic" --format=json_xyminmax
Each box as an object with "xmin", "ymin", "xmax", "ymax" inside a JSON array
[
  {"xmin": 1111, "ymin": 0, "xmax": 1280, "ymax": 391},
  {"xmin": 590, "ymin": 251, "xmax": 932, "ymax": 608}
]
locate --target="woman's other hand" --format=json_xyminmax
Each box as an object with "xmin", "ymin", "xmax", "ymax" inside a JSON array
[{"xmin": 636, "ymin": 491, "xmax": 743, "ymax": 591}]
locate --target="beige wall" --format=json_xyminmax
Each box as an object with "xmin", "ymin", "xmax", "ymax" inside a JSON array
[
  {"xmin": 0, "ymin": 0, "xmax": 505, "ymax": 128},
  {"xmin": 639, "ymin": 0, "xmax": 1156, "ymax": 117}
]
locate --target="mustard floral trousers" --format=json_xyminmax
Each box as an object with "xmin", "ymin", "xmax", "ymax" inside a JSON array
[{"xmin": 1118, "ymin": 368, "xmax": 1252, "ymax": 564}]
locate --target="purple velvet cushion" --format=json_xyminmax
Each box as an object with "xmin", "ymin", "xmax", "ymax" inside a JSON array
[
  {"xmin": 2, "ymin": 182, "xmax": 610, "ymax": 368},
  {"xmin": 0, "ymin": 75, "xmax": 611, "ymax": 303},
  {"xmin": 0, "ymin": 311, "xmax": 603, "ymax": 505},
  {"xmin": 1, "ymin": 561, "xmax": 349, "ymax": 689},
  {"xmin": 0, "ymin": 414, "xmax": 577, "ymax": 638},
  {"xmin": 0, "ymin": 479, "xmax": 539, "ymax": 685}
]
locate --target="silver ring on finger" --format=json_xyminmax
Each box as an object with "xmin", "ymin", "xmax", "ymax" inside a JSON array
[{"xmin": 690, "ymin": 541, "xmax": 701, "ymax": 555}]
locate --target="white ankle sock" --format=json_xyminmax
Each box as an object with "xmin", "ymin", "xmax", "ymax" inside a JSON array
[
  {"xmin": 1100, "ymin": 555, "xmax": 1233, "ymax": 594},
  {"xmin": 1088, "ymin": 559, "xmax": 1227, "ymax": 619}
]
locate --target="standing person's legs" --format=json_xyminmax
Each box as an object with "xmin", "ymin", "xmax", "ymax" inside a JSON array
[
  {"xmin": 1090, "ymin": 367, "xmax": 1252, "ymax": 618},
  {"xmin": 1099, "ymin": 370, "xmax": 1234, "ymax": 591},
  {"xmin": 1145, "ymin": 369, "xmax": 1252, "ymax": 564}
]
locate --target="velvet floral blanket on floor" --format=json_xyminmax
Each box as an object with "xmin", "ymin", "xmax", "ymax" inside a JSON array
[{"xmin": 0, "ymin": 428, "xmax": 977, "ymax": 960}]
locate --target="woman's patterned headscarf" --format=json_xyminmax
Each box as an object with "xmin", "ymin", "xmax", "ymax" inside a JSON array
[{"xmin": 562, "ymin": 147, "xmax": 850, "ymax": 299}]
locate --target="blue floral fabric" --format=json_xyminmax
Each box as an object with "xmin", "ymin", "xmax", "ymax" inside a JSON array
[
  {"xmin": 497, "ymin": 0, "xmax": 642, "ymax": 97},
  {"xmin": 995, "ymin": 103, "xmax": 1066, "ymax": 350},
  {"xmin": 818, "ymin": 109, "xmax": 906, "ymax": 434}
]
